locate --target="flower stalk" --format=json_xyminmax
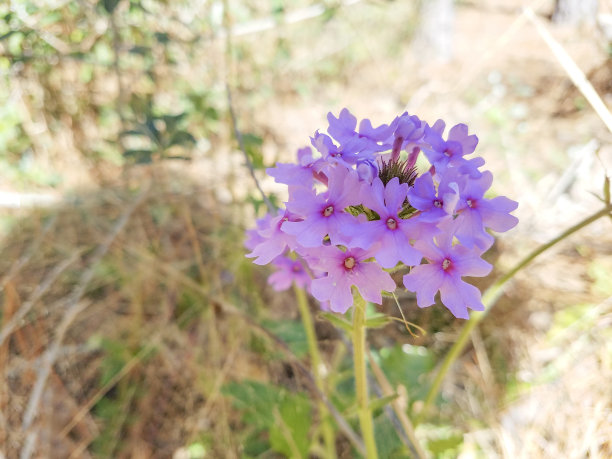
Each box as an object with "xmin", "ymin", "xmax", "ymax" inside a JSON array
[
  {"xmin": 352, "ymin": 291, "xmax": 378, "ymax": 459},
  {"xmin": 294, "ymin": 285, "xmax": 337, "ymax": 459},
  {"xmin": 421, "ymin": 202, "xmax": 612, "ymax": 417}
]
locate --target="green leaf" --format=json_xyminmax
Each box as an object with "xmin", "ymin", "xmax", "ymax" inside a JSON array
[
  {"xmin": 128, "ymin": 46, "xmax": 150, "ymax": 56},
  {"xmin": 319, "ymin": 312, "xmax": 353, "ymax": 333},
  {"xmin": 154, "ymin": 32, "xmax": 170, "ymax": 44},
  {"xmin": 269, "ymin": 394, "xmax": 312, "ymax": 458},
  {"xmin": 374, "ymin": 415, "xmax": 407, "ymax": 458},
  {"xmin": 222, "ymin": 380, "xmax": 281, "ymax": 429},
  {"xmin": 102, "ymin": 0, "xmax": 121, "ymax": 13},
  {"xmin": 160, "ymin": 112, "xmax": 186, "ymax": 131},
  {"xmin": 168, "ymin": 130, "xmax": 196, "ymax": 148},
  {"xmin": 428, "ymin": 434, "xmax": 463, "ymax": 456},
  {"xmin": 0, "ymin": 31, "xmax": 17, "ymax": 41},
  {"xmin": 123, "ymin": 149, "xmax": 153, "ymax": 164},
  {"xmin": 222, "ymin": 380, "xmax": 313, "ymax": 458},
  {"xmin": 242, "ymin": 133, "xmax": 265, "ymax": 169},
  {"xmin": 364, "ymin": 313, "xmax": 392, "ymax": 329},
  {"xmin": 261, "ymin": 319, "xmax": 308, "ymax": 358},
  {"xmin": 420, "ymin": 423, "xmax": 464, "ymax": 457},
  {"xmin": 368, "ymin": 393, "xmax": 398, "ymax": 412},
  {"xmin": 378, "ymin": 344, "xmax": 435, "ymax": 403},
  {"xmin": 120, "ymin": 129, "xmax": 149, "ymax": 138}
]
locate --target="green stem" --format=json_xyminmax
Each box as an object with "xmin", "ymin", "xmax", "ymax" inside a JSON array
[
  {"xmin": 352, "ymin": 292, "xmax": 379, "ymax": 459},
  {"xmin": 294, "ymin": 285, "xmax": 337, "ymax": 459},
  {"xmin": 421, "ymin": 204, "xmax": 612, "ymax": 417}
]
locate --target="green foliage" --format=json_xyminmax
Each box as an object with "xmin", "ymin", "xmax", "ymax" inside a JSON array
[
  {"xmin": 222, "ymin": 380, "xmax": 312, "ymax": 458},
  {"xmin": 91, "ymin": 337, "xmax": 144, "ymax": 456},
  {"xmin": 378, "ymin": 344, "xmax": 435, "ymax": 406},
  {"xmin": 418, "ymin": 424, "xmax": 464, "ymax": 458},
  {"xmin": 373, "ymin": 415, "xmax": 409, "ymax": 458},
  {"xmin": 261, "ymin": 318, "xmax": 309, "ymax": 358},
  {"xmin": 242, "ymin": 133, "xmax": 265, "ymax": 170}
]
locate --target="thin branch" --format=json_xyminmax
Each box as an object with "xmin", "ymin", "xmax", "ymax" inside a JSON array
[
  {"xmin": 225, "ymin": 84, "xmax": 275, "ymax": 213},
  {"xmin": 524, "ymin": 7, "xmax": 612, "ymax": 134},
  {"xmin": 0, "ymin": 250, "xmax": 82, "ymax": 347},
  {"xmin": 0, "ymin": 214, "xmax": 57, "ymax": 288}
]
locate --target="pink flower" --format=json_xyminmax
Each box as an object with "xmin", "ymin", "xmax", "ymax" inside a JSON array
[
  {"xmin": 344, "ymin": 177, "xmax": 423, "ymax": 268},
  {"xmin": 246, "ymin": 209, "xmax": 299, "ymax": 265},
  {"xmin": 309, "ymin": 245, "xmax": 395, "ymax": 313},
  {"xmin": 282, "ymin": 165, "xmax": 363, "ymax": 247},
  {"xmin": 402, "ymin": 232, "xmax": 492, "ymax": 319}
]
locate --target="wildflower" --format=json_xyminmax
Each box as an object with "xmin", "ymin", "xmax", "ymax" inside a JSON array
[
  {"xmin": 422, "ymin": 121, "xmax": 482, "ymax": 178},
  {"xmin": 407, "ymin": 171, "xmax": 460, "ymax": 222},
  {"xmin": 309, "ymin": 245, "xmax": 396, "ymax": 313},
  {"xmin": 402, "ymin": 232, "xmax": 492, "ymax": 319},
  {"xmin": 282, "ymin": 165, "xmax": 363, "ymax": 247},
  {"xmin": 453, "ymin": 170, "xmax": 519, "ymax": 250},
  {"xmin": 268, "ymin": 256, "xmax": 311, "ymax": 291},
  {"xmin": 266, "ymin": 146, "xmax": 318, "ymax": 189},
  {"xmin": 345, "ymin": 177, "xmax": 423, "ymax": 268},
  {"xmin": 246, "ymin": 209, "xmax": 299, "ymax": 265}
]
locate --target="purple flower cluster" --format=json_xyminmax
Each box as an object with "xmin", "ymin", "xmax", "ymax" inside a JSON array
[{"xmin": 245, "ymin": 109, "xmax": 518, "ymax": 319}]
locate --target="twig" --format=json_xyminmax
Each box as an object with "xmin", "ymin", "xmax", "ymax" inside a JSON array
[
  {"xmin": 219, "ymin": 0, "xmax": 363, "ymax": 38},
  {"xmin": 0, "ymin": 250, "xmax": 82, "ymax": 347},
  {"xmin": 222, "ymin": 0, "xmax": 274, "ymax": 213},
  {"xmin": 421, "ymin": 203, "xmax": 612, "ymax": 417},
  {"xmin": 19, "ymin": 186, "xmax": 149, "ymax": 459},
  {"xmin": 225, "ymin": 84, "xmax": 275, "ymax": 213},
  {"xmin": 524, "ymin": 7, "xmax": 612, "ymax": 134},
  {"xmin": 0, "ymin": 214, "xmax": 57, "ymax": 288}
]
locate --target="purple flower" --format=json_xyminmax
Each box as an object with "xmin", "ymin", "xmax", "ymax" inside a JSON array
[
  {"xmin": 267, "ymin": 146, "xmax": 318, "ymax": 188},
  {"xmin": 453, "ymin": 170, "xmax": 519, "ymax": 250},
  {"xmin": 422, "ymin": 121, "xmax": 482, "ymax": 178},
  {"xmin": 309, "ymin": 245, "xmax": 396, "ymax": 313},
  {"xmin": 327, "ymin": 108, "xmax": 391, "ymax": 157},
  {"xmin": 244, "ymin": 213, "xmax": 273, "ymax": 251},
  {"xmin": 388, "ymin": 112, "xmax": 426, "ymax": 163},
  {"xmin": 402, "ymin": 233, "xmax": 492, "ymax": 319},
  {"xmin": 356, "ymin": 159, "xmax": 379, "ymax": 183},
  {"xmin": 407, "ymin": 171, "xmax": 460, "ymax": 222},
  {"xmin": 268, "ymin": 256, "xmax": 311, "ymax": 291},
  {"xmin": 246, "ymin": 209, "xmax": 299, "ymax": 265},
  {"xmin": 282, "ymin": 165, "xmax": 363, "ymax": 247},
  {"xmin": 345, "ymin": 177, "xmax": 423, "ymax": 268}
]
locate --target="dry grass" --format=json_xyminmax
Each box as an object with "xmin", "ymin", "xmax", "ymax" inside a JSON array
[{"xmin": 0, "ymin": 167, "xmax": 275, "ymax": 458}]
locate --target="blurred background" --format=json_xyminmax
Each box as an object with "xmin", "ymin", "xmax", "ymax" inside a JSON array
[{"xmin": 1, "ymin": 0, "xmax": 611, "ymax": 457}]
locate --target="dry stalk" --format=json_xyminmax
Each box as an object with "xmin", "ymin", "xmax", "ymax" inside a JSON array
[{"xmin": 19, "ymin": 185, "xmax": 150, "ymax": 459}]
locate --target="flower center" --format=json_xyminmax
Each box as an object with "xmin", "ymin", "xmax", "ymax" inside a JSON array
[
  {"xmin": 466, "ymin": 199, "xmax": 474, "ymax": 208},
  {"xmin": 344, "ymin": 256, "xmax": 356, "ymax": 270},
  {"xmin": 292, "ymin": 263, "xmax": 302, "ymax": 273},
  {"xmin": 322, "ymin": 205, "xmax": 334, "ymax": 217},
  {"xmin": 442, "ymin": 258, "xmax": 452, "ymax": 270},
  {"xmin": 444, "ymin": 148, "xmax": 452, "ymax": 157},
  {"xmin": 433, "ymin": 199, "xmax": 443, "ymax": 208},
  {"xmin": 386, "ymin": 217, "xmax": 397, "ymax": 230}
]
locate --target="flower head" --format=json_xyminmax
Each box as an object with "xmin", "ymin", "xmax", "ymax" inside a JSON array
[{"xmin": 246, "ymin": 108, "xmax": 518, "ymax": 319}]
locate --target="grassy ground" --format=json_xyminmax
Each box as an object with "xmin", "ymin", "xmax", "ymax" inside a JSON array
[{"xmin": 1, "ymin": 0, "xmax": 611, "ymax": 457}]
